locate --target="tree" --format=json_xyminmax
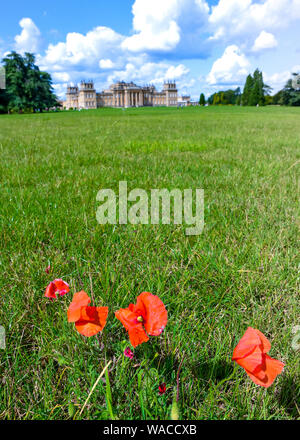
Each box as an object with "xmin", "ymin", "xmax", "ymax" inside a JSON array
[
  {"xmin": 249, "ymin": 69, "xmax": 265, "ymax": 106},
  {"xmin": 272, "ymin": 90, "xmax": 283, "ymax": 105},
  {"xmin": 268, "ymin": 73, "xmax": 300, "ymax": 106},
  {"xmin": 208, "ymin": 87, "xmax": 241, "ymax": 106},
  {"xmin": 234, "ymin": 87, "xmax": 242, "ymax": 105},
  {"xmin": 1, "ymin": 51, "xmax": 59, "ymax": 113},
  {"xmin": 279, "ymin": 75, "xmax": 300, "ymax": 106},
  {"xmin": 2, "ymin": 52, "xmax": 27, "ymax": 112},
  {"xmin": 264, "ymin": 95, "xmax": 273, "ymax": 105},
  {"xmin": 242, "ymin": 69, "xmax": 271, "ymax": 106},
  {"xmin": 0, "ymin": 88, "xmax": 9, "ymax": 113},
  {"xmin": 199, "ymin": 93, "xmax": 205, "ymax": 105},
  {"xmin": 212, "ymin": 93, "xmax": 220, "ymax": 105},
  {"xmin": 242, "ymin": 74, "xmax": 254, "ymax": 106}
]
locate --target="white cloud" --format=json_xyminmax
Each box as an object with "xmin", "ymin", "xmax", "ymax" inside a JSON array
[
  {"xmin": 52, "ymin": 72, "xmax": 70, "ymax": 82},
  {"xmin": 121, "ymin": 0, "xmax": 300, "ymax": 57},
  {"xmin": 207, "ymin": 45, "xmax": 250, "ymax": 85},
  {"xmin": 209, "ymin": 0, "xmax": 300, "ymax": 44},
  {"xmin": 263, "ymin": 68, "xmax": 299, "ymax": 92},
  {"xmin": 209, "ymin": 0, "xmax": 251, "ymax": 27},
  {"xmin": 9, "ymin": 2, "xmax": 299, "ymax": 101},
  {"xmin": 123, "ymin": 20, "xmax": 180, "ymax": 52},
  {"xmin": 122, "ymin": 0, "xmax": 181, "ymax": 52},
  {"xmin": 14, "ymin": 18, "xmax": 41, "ymax": 53},
  {"xmin": 122, "ymin": 0, "xmax": 209, "ymax": 53},
  {"xmin": 32, "ymin": 14, "xmax": 191, "ymax": 98},
  {"xmin": 99, "ymin": 59, "xmax": 114, "ymax": 69},
  {"xmin": 252, "ymin": 31, "xmax": 278, "ymax": 52},
  {"xmin": 165, "ymin": 64, "xmax": 190, "ymax": 79},
  {"xmin": 52, "ymin": 82, "xmax": 68, "ymax": 99},
  {"xmin": 177, "ymin": 77, "xmax": 196, "ymax": 95},
  {"xmin": 42, "ymin": 26, "xmax": 124, "ymax": 68},
  {"xmin": 108, "ymin": 60, "xmax": 189, "ymax": 87},
  {"xmin": 265, "ymin": 71, "xmax": 290, "ymax": 89}
]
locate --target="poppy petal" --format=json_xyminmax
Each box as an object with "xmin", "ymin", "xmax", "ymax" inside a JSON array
[
  {"xmin": 133, "ymin": 294, "xmax": 148, "ymax": 317},
  {"xmin": 254, "ymin": 328, "xmax": 271, "ymax": 353},
  {"xmin": 75, "ymin": 306, "xmax": 108, "ymax": 337},
  {"xmin": 124, "ymin": 347, "xmax": 134, "ymax": 359},
  {"xmin": 115, "ymin": 308, "xmax": 140, "ymax": 332},
  {"xmin": 136, "ymin": 292, "xmax": 168, "ymax": 336},
  {"xmin": 158, "ymin": 383, "xmax": 167, "ymax": 395},
  {"xmin": 232, "ymin": 327, "xmax": 263, "ymax": 360},
  {"xmin": 236, "ymin": 345, "xmax": 264, "ymax": 373},
  {"xmin": 67, "ymin": 291, "xmax": 91, "ymax": 322},
  {"xmin": 53, "ymin": 279, "xmax": 70, "ymax": 296},
  {"xmin": 53, "ymin": 279, "xmax": 67, "ymax": 288},
  {"xmin": 45, "ymin": 282, "xmax": 57, "ymax": 299},
  {"xmin": 128, "ymin": 303, "xmax": 136, "ymax": 313},
  {"xmin": 244, "ymin": 354, "xmax": 284, "ymax": 388},
  {"xmin": 128, "ymin": 327, "xmax": 149, "ymax": 348},
  {"xmin": 115, "ymin": 308, "xmax": 149, "ymax": 347}
]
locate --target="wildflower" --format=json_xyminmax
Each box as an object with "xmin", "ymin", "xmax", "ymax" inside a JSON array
[
  {"xmin": 67, "ymin": 291, "xmax": 91, "ymax": 322},
  {"xmin": 45, "ymin": 279, "xmax": 70, "ymax": 299},
  {"xmin": 45, "ymin": 265, "xmax": 51, "ymax": 274},
  {"xmin": 232, "ymin": 327, "xmax": 284, "ymax": 388},
  {"xmin": 75, "ymin": 306, "xmax": 108, "ymax": 337},
  {"xmin": 115, "ymin": 291, "xmax": 167, "ymax": 348},
  {"xmin": 158, "ymin": 383, "xmax": 166, "ymax": 395},
  {"xmin": 67, "ymin": 291, "xmax": 108, "ymax": 337},
  {"xmin": 124, "ymin": 347, "xmax": 134, "ymax": 359}
]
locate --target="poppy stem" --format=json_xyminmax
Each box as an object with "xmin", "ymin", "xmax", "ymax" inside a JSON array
[
  {"xmin": 176, "ymin": 356, "xmax": 184, "ymax": 402},
  {"xmin": 97, "ymin": 330, "xmax": 105, "ymax": 353},
  {"xmin": 88, "ymin": 268, "xmax": 95, "ymax": 305}
]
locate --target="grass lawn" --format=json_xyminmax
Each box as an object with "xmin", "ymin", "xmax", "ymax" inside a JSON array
[{"xmin": 0, "ymin": 105, "xmax": 299, "ymax": 420}]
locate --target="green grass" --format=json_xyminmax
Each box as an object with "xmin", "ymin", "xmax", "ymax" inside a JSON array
[{"xmin": 0, "ymin": 106, "xmax": 299, "ymax": 420}]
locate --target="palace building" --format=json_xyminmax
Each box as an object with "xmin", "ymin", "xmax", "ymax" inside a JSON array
[{"xmin": 63, "ymin": 80, "xmax": 178, "ymax": 109}]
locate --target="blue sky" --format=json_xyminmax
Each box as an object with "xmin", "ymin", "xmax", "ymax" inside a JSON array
[{"xmin": 1, "ymin": 0, "xmax": 300, "ymax": 99}]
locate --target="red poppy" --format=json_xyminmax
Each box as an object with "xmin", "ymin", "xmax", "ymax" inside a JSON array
[
  {"xmin": 124, "ymin": 347, "xmax": 134, "ymax": 359},
  {"xmin": 115, "ymin": 291, "xmax": 167, "ymax": 348},
  {"xmin": 67, "ymin": 291, "xmax": 91, "ymax": 322},
  {"xmin": 45, "ymin": 279, "xmax": 70, "ymax": 299},
  {"xmin": 158, "ymin": 383, "xmax": 166, "ymax": 395},
  {"xmin": 67, "ymin": 291, "xmax": 108, "ymax": 337},
  {"xmin": 232, "ymin": 327, "xmax": 284, "ymax": 388},
  {"xmin": 75, "ymin": 306, "xmax": 108, "ymax": 337}
]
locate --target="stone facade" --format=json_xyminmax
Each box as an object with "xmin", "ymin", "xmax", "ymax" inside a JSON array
[
  {"xmin": 177, "ymin": 95, "xmax": 191, "ymax": 107},
  {"xmin": 63, "ymin": 80, "xmax": 178, "ymax": 110}
]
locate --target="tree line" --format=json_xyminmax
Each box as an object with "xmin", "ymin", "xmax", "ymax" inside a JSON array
[
  {"xmin": 199, "ymin": 68, "xmax": 300, "ymax": 106},
  {"xmin": 1, "ymin": 53, "xmax": 299, "ymax": 113},
  {"xmin": 0, "ymin": 51, "xmax": 59, "ymax": 113}
]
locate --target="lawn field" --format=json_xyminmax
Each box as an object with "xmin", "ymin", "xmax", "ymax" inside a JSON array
[{"xmin": 0, "ymin": 106, "xmax": 299, "ymax": 420}]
